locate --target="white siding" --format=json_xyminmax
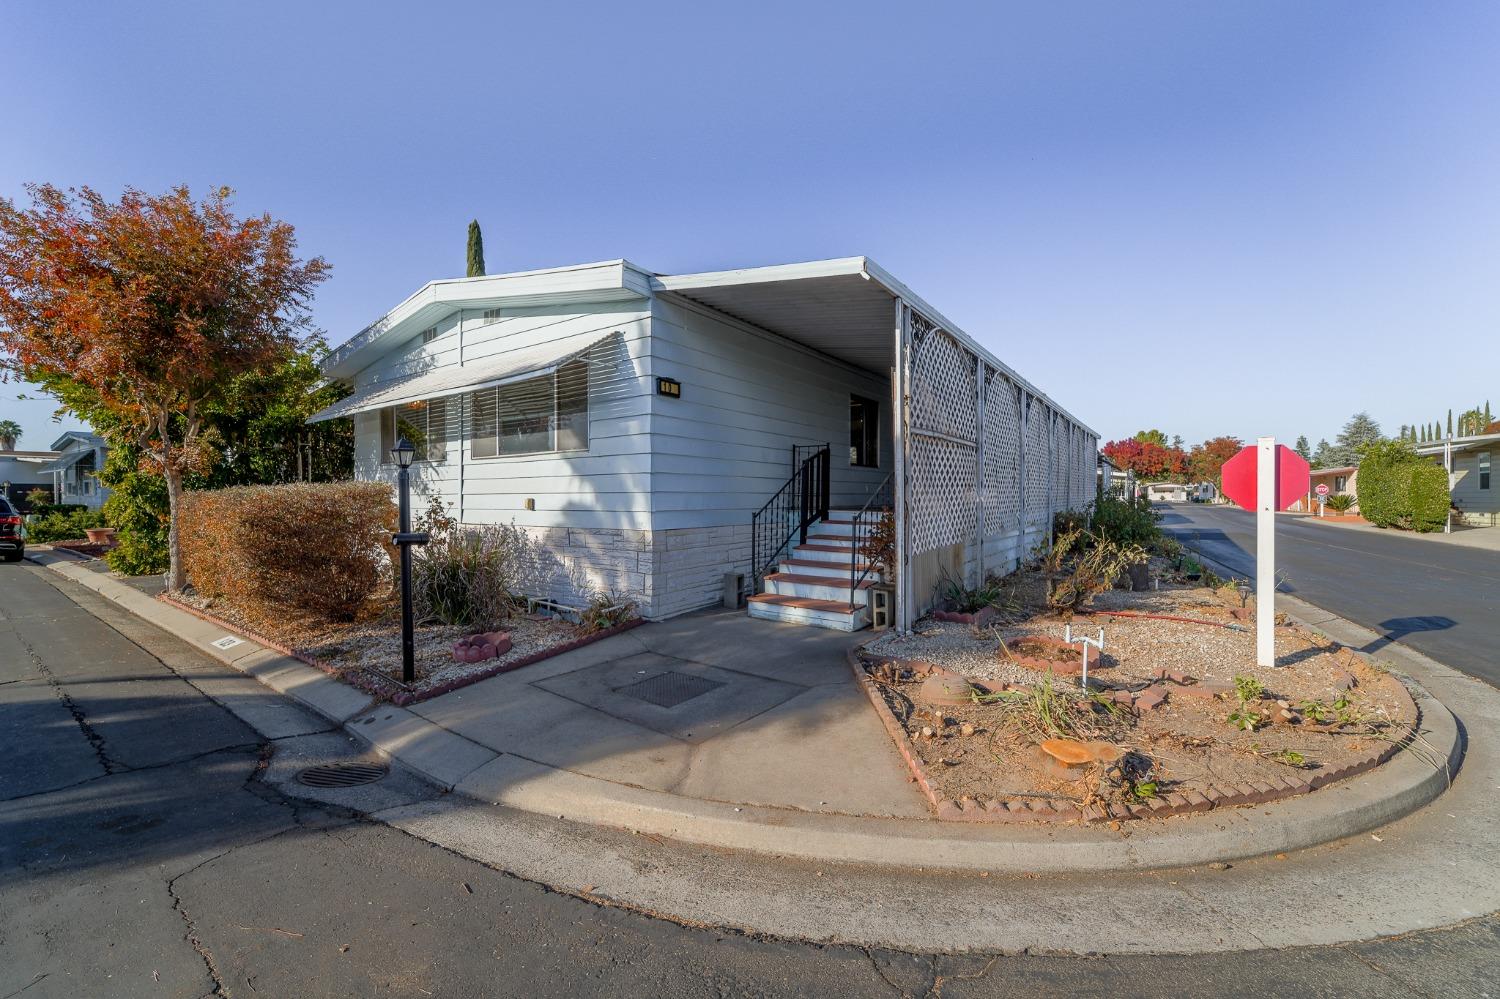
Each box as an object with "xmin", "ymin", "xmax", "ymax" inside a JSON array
[
  {"xmin": 648, "ymin": 294, "xmax": 893, "ymax": 530},
  {"xmin": 351, "ymin": 300, "xmax": 654, "ymax": 531}
]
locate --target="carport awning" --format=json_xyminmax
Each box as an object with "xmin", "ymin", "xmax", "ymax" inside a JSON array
[
  {"xmin": 40, "ymin": 449, "xmax": 91, "ymax": 473},
  {"xmin": 307, "ymin": 331, "xmax": 613, "ymax": 423}
]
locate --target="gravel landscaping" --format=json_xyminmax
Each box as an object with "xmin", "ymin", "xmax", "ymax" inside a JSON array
[{"xmin": 174, "ymin": 590, "xmax": 622, "ymax": 699}]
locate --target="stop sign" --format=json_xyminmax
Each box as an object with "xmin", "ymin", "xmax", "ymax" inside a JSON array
[
  {"xmin": 1315, "ymin": 483, "xmax": 1330, "ymax": 497},
  {"xmin": 1221, "ymin": 445, "xmax": 1311, "ymax": 512}
]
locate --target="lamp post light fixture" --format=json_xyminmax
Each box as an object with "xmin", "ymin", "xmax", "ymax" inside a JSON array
[{"xmin": 389, "ymin": 438, "xmax": 430, "ymax": 684}]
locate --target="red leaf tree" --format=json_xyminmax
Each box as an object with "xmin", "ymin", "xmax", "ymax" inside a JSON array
[
  {"xmin": 1101, "ymin": 437, "xmax": 1188, "ymax": 482},
  {"xmin": 1187, "ymin": 436, "xmax": 1244, "ymax": 490},
  {"xmin": 0, "ymin": 185, "xmax": 329, "ymax": 590}
]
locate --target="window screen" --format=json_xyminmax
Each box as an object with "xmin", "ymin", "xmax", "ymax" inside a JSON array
[{"xmin": 1481, "ymin": 451, "xmax": 1491, "ymax": 490}]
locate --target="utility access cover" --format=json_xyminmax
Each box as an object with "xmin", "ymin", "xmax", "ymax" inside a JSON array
[{"xmin": 615, "ymin": 671, "xmax": 724, "ymax": 708}]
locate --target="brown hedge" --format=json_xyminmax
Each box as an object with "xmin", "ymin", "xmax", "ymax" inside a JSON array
[{"xmin": 180, "ymin": 481, "xmax": 397, "ymax": 625}]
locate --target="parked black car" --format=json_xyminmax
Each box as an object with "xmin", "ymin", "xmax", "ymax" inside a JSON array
[{"xmin": 0, "ymin": 495, "xmax": 24, "ymax": 562}]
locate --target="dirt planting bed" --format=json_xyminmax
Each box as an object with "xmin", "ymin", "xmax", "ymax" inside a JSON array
[{"xmin": 858, "ymin": 578, "xmax": 1420, "ymax": 824}]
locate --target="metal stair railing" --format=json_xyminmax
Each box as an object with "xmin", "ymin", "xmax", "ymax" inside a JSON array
[
  {"xmin": 849, "ymin": 474, "xmax": 893, "ymax": 611},
  {"xmin": 750, "ymin": 444, "xmax": 831, "ymax": 592}
]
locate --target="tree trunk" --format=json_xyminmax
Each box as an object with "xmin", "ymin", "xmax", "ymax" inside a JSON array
[{"xmin": 163, "ymin": 463, "xmax": 186, "ymax": 591}]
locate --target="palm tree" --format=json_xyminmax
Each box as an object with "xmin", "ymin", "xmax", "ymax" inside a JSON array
[{"xmin": 0, "ymin": 419, "xmax": 20, "ymax": 451}]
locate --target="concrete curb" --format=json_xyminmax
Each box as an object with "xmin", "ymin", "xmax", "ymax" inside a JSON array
[{"xmin": 31, "ymin": 550, "xmax": 1465, "ymax": 874}]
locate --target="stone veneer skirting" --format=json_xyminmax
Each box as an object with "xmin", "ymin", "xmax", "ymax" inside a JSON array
[{"xmin": 511, "ymin": 523, "xmax": 753, "ymax": 621}]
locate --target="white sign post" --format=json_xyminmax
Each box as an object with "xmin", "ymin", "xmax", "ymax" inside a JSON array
[{"xmin": 1256, "ymin": 436, "xmax": 1277, "ymax": 668}]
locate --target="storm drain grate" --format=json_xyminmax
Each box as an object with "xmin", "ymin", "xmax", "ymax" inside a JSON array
[
  {"xmin": 615, "ymin": 671, "xmax": 724, "ymax": 708},
  {"xmin": 296, "ymin": 762, "xmax": 389, "ymax": 788}
]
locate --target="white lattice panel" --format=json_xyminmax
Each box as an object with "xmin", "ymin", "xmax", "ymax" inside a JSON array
[
  {"xmin": 908, "ymin": 316, "xmax": 977, "ymax": 443},
  {"xmin": 908, "ymin": 436, "xmax": 977, "ymax": 553},
  {"xmin": 1024, "ymin": 399, "xmax": 1050, "ymax": 521},
  {"xmin": 982, "ymin": 371, "xmax": 1021, "ymax": 535}
]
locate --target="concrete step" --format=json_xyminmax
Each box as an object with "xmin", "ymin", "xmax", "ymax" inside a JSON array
[
  {"xmin": 780, "ymin": 557, "xmax": 875, "ymax": 580},
  {"xmin": 788, "ymin": 544, "xmax": 859, "ymax": 563},
  {"xmin": 747, "ymin": 594, "xmax": 868, "ymax": 632},
  {"xmin": 805, "ymin": 534, "xmax": 857, "ymax": 546},
  {"xmin": 763, "ymin": 573, "xmax": 872, "ymax": 605}
]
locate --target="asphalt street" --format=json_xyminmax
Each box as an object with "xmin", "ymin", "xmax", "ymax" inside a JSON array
[
  {"xmin": 3, "ymin": 560, "xmax": 1497, "ymax": 998},
  {"xmin": 1159, "ymin": 504, "xmax": 1500, "ymax": 687}
]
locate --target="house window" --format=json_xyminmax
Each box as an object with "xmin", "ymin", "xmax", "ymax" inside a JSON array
[
  {"xmin": 420, "ymin": 326, "xmax": 440, "ymax": 344},
  {"xmin": 850, "ymin": 395, "xmax": 879, "ymax": 468},
  {"xmin": 1334, "ymin": 475, "xmax": 1347, "ymax": 492},
  {"xmin": 1481, "ymin": 451, "xmax": 1491, "ymax": 490},
  {"xmin": 481, "ymin": 307, "xmax": 503, "ymax": 321},
  {"xmin": 470, "ymin": 358, "xmax": 589, "ymax": 459},
  {"xmin": 380, "ymin": 398, "xmax": 448, "ymax": 463}
]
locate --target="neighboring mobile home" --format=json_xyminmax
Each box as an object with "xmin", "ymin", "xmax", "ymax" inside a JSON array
[
  {"xmin": 1417, "ymin": 427, "xmax": 1498, "ymax": 527},
  {"xmin": 312, "ymin": 257, "xmax": 1098, "ymax": 631},
  {"xmin": 1289, "ymin": 465, "xmax": 1358, "ymax": 515},
  {"xmin": 42, "ymin": 432, "xmax": 110, "ymax": 511}
]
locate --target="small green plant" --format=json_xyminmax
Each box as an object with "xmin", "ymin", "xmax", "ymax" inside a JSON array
[
  {"xmin": 1269, "ymin": 749, "xmax": 1307, "ymax": 768},
  {"xmin": 937, "ymin": 570, "xmax": 1004, "ymax": 613},
  {"xmin": 1181, "ymin": 556, "xmax": 1203, "ymax": 577},
  {"xmin": 1233, "ymin": 674, "xmax": 1265, "ymax": 702},
  {"xmin": 1298, "ymin": 699, "xmax": 1335, "ymax": 723},
  {"xmin": 1332, "ymin": 692, "xmax": 1365, "ymax": 726},
  {"xmin": 1227, "ymin": 674, "xmax": 1268, "ymax": 731},
  {"xmin": 1324, "ymin": 494, "xmax": 1355, "ymax": 514},
  {"xmin": 579, "ymin": 588, "xmax": 637, "ymax": 633},
  {"xmin": 1130, "ymin": 780, "xmax": 1159, "ymax": 800}
]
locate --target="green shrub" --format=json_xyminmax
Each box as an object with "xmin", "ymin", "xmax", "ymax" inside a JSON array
[
  {"xmin": 180, "ymin": 481, "xmax": 396, "ymax": 625},
  {"xmin": 1358, "ymin": 440, "xmax": 1450, "ymax": 532},
  {"xmin": 103, "ymin": 465, "xmax": 170, "ymax": 575},
  {"xmin": 1089, "ymin": 492, "xmax": 1161, "ymax": 547},
  {"xmin": 1324, "ymin": 493, "xmax": 1355, "ymax": 514},
  {"xmin": 25, "ymin": 507, "xmax": 107, "ymax": 543}
]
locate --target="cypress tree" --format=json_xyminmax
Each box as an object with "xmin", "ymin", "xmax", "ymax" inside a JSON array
[
  {"xmin": 466, "ymin": 220, "xmax": 485, "ymax": 277},
  {"xmin": 1447, "ymin": 409, "xmax": 1453, "ymax": 437},
  {"xmin": 1486, "ymin": 400, "xmax": 1492, "ymax": 425}
]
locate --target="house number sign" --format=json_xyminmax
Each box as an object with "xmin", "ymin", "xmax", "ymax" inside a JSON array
[{"xmin": 657, "ymin": 377, "xmax": 682, "ymax": 398}]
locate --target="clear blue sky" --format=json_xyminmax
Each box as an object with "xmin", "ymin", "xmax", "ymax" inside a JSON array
[{"xmin": 2, "ymin": 1, "xmax": 1497, "ymax": 451}]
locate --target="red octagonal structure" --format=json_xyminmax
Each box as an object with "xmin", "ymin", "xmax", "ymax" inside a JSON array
[{"xmin": 1220, "ymin": 445, "xmax": 1311, "ymax": 512}]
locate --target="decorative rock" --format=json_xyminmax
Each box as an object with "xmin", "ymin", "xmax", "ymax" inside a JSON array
[
  {"xmin": 1085, "ymin": 742, "xmax": 1122, "ymax": 765},
  {"xmin": 920, "ymin": 726, "xmax": 935, "ymax": 740},
  {"xmin": 452, "ymin": 630, "xmax": 513, "ymax": 663},
  {"xmin": 960, "ymin": 722, "xmax": 976, "ymax": 737},
  {"xmin": 919, "ymin": 672, "xmax": 978, "ymax": 706},
  {"xmin": 1040, "ymin": 738, "xmax": 1093, "ymax": 767}
]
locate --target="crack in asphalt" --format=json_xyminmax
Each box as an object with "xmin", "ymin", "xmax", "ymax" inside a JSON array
[
  {"xmin": 0, "ymin": 741, "xmax": 265, "ymax": 805},
  {"xmin": 20, "ymin": 632, "xmax": 120, "ymax": 776}
]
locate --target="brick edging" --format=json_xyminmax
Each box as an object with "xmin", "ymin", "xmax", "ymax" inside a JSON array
[
  {"xmin": 848, "ymin": 637, "xmax": 1423, "ymax": 825},
  {"xmin": 158, "ymin": 593, "xmax": 644, "ymax": 706}
]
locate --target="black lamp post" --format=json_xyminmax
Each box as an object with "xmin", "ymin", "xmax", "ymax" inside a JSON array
[{"xmin": 390, "ymin": 438, "xmax": 430, "ymax": 684}]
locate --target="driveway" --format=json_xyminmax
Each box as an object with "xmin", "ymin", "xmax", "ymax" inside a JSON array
[{"xmin": 1159, "ymin": 503, "xmax": 1500, "ymax": 687}]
